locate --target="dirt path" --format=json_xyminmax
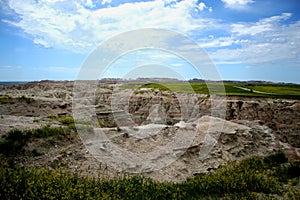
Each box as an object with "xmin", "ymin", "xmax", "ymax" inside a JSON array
[{"xmin": 234, "ymin": 86, "xmax": 274, "ymax": 95}]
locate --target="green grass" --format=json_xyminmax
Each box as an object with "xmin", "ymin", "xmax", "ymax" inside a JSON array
[
  {"xmin": 58, "ymin": 116, "xmax": 75, "ymax": 125},
  {"xmin": 245, "ymin": 84, "xmax": 300, "ymax": 96},
  {"xmin": 0, "ymin": 151, "xmax": 299, "ymax": 199},
  {"xmin": 0, "ymin": 95, "xmax": 35, "ymax": 104},
  {"xmin": 122, "ymin": 82, "xmax": 196, "ymax": 94},
  {"xmin": 121, "ymin": 82, "xmax": 213, "ymax": 94},
  {"xmin": 120, "ymin": 82, "xmax": 300, "ymax": 99},
  {"xmin": 0, "ymin": 95, "xmax": 14, "ymax": 104},
  {"xmin": 0, "ymin": 126, "xmax": 71, "ymax": 155}
]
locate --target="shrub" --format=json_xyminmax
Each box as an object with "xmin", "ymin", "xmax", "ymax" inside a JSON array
[
  {"xmin": 98, "ymin": 120, "xmax": 106, "ymax": 128},
  {"xmin": 0, "ymin": 126, "xmax": 70, "ymax": 155},
  {"xmin": 58, "ymin": 116, "xmax": 75, "ymax": 125},
  {"xmin": 0, "ymin": 155, "xmax": 290, "ymax": 200},
  {"xmin": 0, "ymin": 147, "xmax": 297, "ymax": 199},
  {"xmin": 32, "ymin": 149, "xmax": 44, "ymax": 157},
  {"xmin": 287, "ymin": 161, "xmax": 300, "ymax": 178},
  {"xmin": 263, "ymin": 150, "xmax": 288, "ymax": 167},
  {"xmin": 183, "ymin": 157, "xmax": 281, "ymax": 197},
  {"xmin": 275, "ymin": 161, "xmax": 300, "ymax": 182},
  {"xmin": 32, "ymin": 125, "xmax": 66, "ymax": 138},
  {"xmin": 0, "ymin": 95, "xmax": 13, "ymax": 104},
  {"xmin": 47, "ymin": 114, "xmax": 57, "ymax": 120},
  {"xmin": 0, "ymin": 129, "xmax": 30, "ymax": 155},
  {"xmin": 116, "ymin": 126, "xmax": 122, "ymax": 132},
  {"xmin": 17, "ymin": 95, "xmax": 34, "ymax": 103}
]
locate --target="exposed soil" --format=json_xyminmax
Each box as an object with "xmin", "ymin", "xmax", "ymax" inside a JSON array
[{"xmin": 0, "ymin": 81, "xmax": 299, "ymax": 182}]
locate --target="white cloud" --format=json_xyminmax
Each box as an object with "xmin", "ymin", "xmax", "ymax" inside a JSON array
[
  {"xmin": 197, "ymin": 2, "xmax": 212, "ymax": 12},
  {"xmin": 198, "ymin": 2, "xmax": 206, "ymax": 11},
  {"xmin": 85, "ymin": 0, "xmax": 95, "ymax": 8},
  {"xmin": 210, "ymin": 15, "xmax": 300, "ymax": 66},
  {"xmin": 231, "ymin": 13, "xmax": 292, "ymax": 36},
  {"xmin": 101, "ymin": 0, "xmax": 112, "ymax": 5},
  {"xmin": 221, "ymin": 0, "xmax": 254, "ymax": 9},
  {"xmin": 5, "ymin": 0, "xmax": 208, "ymax": 52},
  {"xmin": 3, "ymin": 0, "xmax": 299, "ymax": 70},
  {"xmin": 199, "ymin": 37, "xmax": 235, "ymax": 48}
]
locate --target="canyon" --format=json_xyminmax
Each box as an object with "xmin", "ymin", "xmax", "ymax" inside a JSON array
[{"xmin": 0, "ymin": 81, "xmax": 299, "ymax": 182}]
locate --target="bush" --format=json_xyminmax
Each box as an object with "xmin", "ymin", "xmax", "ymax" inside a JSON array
[
  {"xmin": 263, "ymin": 150, "xmax": 288, "ymax": 167},
  {"xmin": 31, "ymin": 149, "xmax": 44, "ymax": 157},
  {"xmin": 287, "ymin": 161, "xmax": 300, "ymax": 178},
  {"xmin": 17, "ymin": 95, "xmax": 34, "ymax": 103},
  {"xmin": 0, "ymin": 126, "xmax": 70, "ymax": 155},
  {"xmin": 47, "ymin": 114, "xmax": 57, "ymax": 120},
  {"xmin": 275, "ymin": 161, "xmax": 300, "ymax": 182},
  {"xmin": 58, "ymin": 116, "xmax": 75, "ymax": 125},
  {"xmin": 0, "ymin": 155, "xmax": 290, "ymax": 200},
  {"xmin": 0, "ymin": 95, "xmax": 14, "ymax": 104},
  {"xmin": 183, "ymin": 157, "xmax": 281, "ymax": 197},
  {"xmin": 116, "ymin": 126, "xmax": 122, "ymax": 132},
  {"xmin": 0, "ymin": 148, "xmax": 298, "ymax": 199},
  {"xmin": 0, "ymin": 129, "xmax": 30, "ymax": 155},
  {"xmin": 32, "ymin": 125, "xmax": 66, "ymax": 138}
]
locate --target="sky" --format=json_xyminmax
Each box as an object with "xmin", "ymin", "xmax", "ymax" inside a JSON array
[{"xmin": 0, "ymin": 0, "xmax": 299, "ymax": 83}]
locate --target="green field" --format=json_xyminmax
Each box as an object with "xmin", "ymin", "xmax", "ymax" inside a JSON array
[
  {"xmin": 246, "ymin": 84, "xmax": 300, "ymax": 95},
  {"xmin": 120, "ymin": 82, "xmax": 300, "ymax": 99}
]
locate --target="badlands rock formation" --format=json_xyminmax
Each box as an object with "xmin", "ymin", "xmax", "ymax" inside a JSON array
[
  {"xmin": 85, "ymin": 115, "xmax": 282, "ymax": 182},
  {"xmin": 0, "ymin": 81, "xmax": 299, "ymax": 182}
]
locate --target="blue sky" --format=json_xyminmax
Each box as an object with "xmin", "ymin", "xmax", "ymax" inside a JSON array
[{"xmin": 0, "ymin": 0, "xmax": 299, "ymax": 83}]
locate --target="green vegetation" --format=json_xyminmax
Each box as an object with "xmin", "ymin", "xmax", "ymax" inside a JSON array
[
  {"xmin": 116, "ymin": 126, "xmax": 122, "ymax": 132},
  {"xmin": 121, "ymin": 82, "xmax": 300, "ymax": 99},
  {"xmin": 17, "ymin": 95, "xmax": 35, "ymax": 103},
  {"xmin": 0, "ymin": 95, "xmax": 34, "ymax": 104},
  {"xmin": 263, "ymin": 150, "xmax": 288, "ymax": 166},
  {"xmin": 139, "ymin": 83, "xmax": 173, "ymax": 92},
  {"xmin": 31, "ymin": 148, "xmax": 44, "ymax": 157},
  {"xmin": 246, "ymin": 84, "xmax": 300, "ymax": 97},
  {"xmin": 47, "ymin": 114, "xmax": 58, "ymax": 120},
  {"xmin": 98, "ymin": 120, "xmax": 106, "ymax": 128},
  {"xmin": 0, "ymin": 95, "xmax": 14, "ymax": 104},
  {"xmin": 58, "ymin": 116, "xmax": 75, "ymax": 125},
  {"xmin": 121, "ymin": 82, "xmax": 198, "ymax": 93},
  {"xmin": 0, "ymin": 126, "xmax": 71, "ymax": 156},
  {"xmin": 0, "ymin": 151, "xmax": 299, "ymax": 199},
  {"xmin": 46, "ymin": 115, "xmax": 76, "ymax": 130}
]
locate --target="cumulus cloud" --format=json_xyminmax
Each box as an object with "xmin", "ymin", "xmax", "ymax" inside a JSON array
[
  {"xmin": 198, "ymin": 2, "xmax": 206, "ymax": 11},
  {"xmin": 211, "ymin": 14, "xmax": 300, "ymax": 65},
  {"xmin": 221, "ymin": 0, "xmax": 254, "ymax": 9},
  {"xmin": 197, "ymin": 2, "xmax": 212, "ymax": 12},
  {"xmin": 2, "ymin": 0, "xmax": 299, "ymax": 69},
  {"xmin": 85, "ymin": 0, "xmax": 95, "ymax": 8},
  {"xmin": 4, "ymin": 0, "xmax": 209, "ymax": 52},
  {"xmin": 101, "ymin": 0, "xmax": 112, "ymax": 5}
]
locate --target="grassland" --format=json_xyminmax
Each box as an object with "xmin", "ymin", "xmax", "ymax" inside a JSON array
[
  {"xmin": 120, "ymin": 82, "xmax": 300, "ymax": 99},
  {"xmin": 0, "ymin": 126, "xmax": 73, "ymax": 156},
  {"xmin": 0, "ymin": 95, "xmax": 35, "ymax": 104},
  {"xmin": 1, "ymin": 148, "xmax": 299, "ymax": 199}
]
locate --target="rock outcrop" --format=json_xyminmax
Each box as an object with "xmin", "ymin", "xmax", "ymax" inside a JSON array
[
  {"xmin": 80, "ymin": 116, "xmax": 284, "ymax": 182},
  {"xmin": 0, "ymin": 81, "xmax": 299, "ymax": 182},
  {"xmin": 1, "ymin": 81, "xmax": 299, "ymax": 148}
]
